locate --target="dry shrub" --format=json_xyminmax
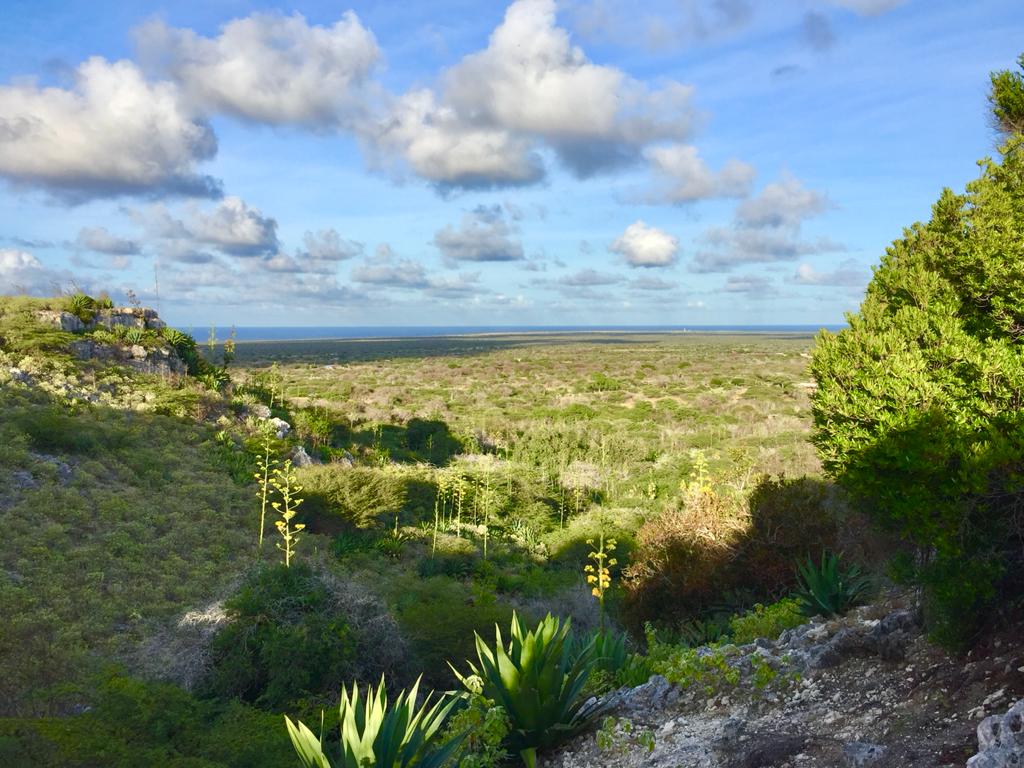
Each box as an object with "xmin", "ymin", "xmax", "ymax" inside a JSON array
[{"xmin": 623, "ymin": 486, "xmax": 748, "ymax": 631}]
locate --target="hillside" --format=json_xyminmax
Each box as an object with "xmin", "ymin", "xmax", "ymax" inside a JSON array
[{"xmin": 1, "ymin": 293, "xmax": 1022, "ymax": 768}]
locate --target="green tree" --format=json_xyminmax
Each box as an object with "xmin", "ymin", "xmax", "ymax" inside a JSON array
[
  {"xmin": 989, "ymin": 53, "xmax": 1024, "ymax": 136},
  {"xmin": 810, "ymin": 56, "xmax": 1024, "ymax": 647}
]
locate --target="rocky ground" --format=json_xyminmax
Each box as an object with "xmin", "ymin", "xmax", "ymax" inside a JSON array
[{"xmin": 548, "ymin": 594, "xmax": 1024, "ymax": 767}]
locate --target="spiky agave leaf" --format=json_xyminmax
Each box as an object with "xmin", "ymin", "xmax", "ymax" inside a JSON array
[
  {"xmin": 454, "ymin": 612, "xmax": 606, "ymax": 765},
  {"xmin": 285, "ymin": 676, "xmax": 463, "ymax": 768}
]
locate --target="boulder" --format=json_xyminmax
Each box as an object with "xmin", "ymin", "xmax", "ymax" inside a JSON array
[
  {"xmin": 968, "ymin": 699, "xmax": 1024, "ymax": 768},
  {"xmin": 35, "ymin": 310, "xmax": 84, "ymax": 332}
]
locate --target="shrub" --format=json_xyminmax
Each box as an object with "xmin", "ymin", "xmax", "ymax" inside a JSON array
[
  {"xmin": 622, "ymin": 486, "xmax": 746, "ymax": 631},
  {"xmin": 202, "ymin": 563, "xmax": 356, "ymax": 711},
  {"xmin": 299, "ymin": 465, "xmax": 407, "ymax": 531},
  {"xmin": 811, "ymin": 65, "xmax": 1024, "ymax": 645},
  {"xmin": 735, "ymin": 475, "xmax": 839, "ymax": 595},
  {"xmin": 794, "ymin": 552, "xmax": 873, "ymax": 618},
  {"xmin": 455, "ymin": 613, "xmax": 606, "ymax": 768},
  {"xmin": 285, "ymin": 677, "xmax": 463, "ymax": 768},
  {"xmin": 728, "ymin": 598, "xmax": 804, "ymax": 644},
  {"xmin": 64, "ymin": 293, "xmax": 96, "ymax": 324}
]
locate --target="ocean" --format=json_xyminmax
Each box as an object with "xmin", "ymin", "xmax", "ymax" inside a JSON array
[{"xmin": 186, "ymin": 325, "xmax": 845, "ymax": 342}]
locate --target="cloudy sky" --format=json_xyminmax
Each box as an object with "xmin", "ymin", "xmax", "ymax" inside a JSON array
[{"xmin": 0, "ymin": 0, "xmax": 1020, "ymax": 327}]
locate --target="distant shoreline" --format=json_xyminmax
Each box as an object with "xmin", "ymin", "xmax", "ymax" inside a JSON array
[{"xmin": 185, "ymin": 325, "xmax": 844, "ymax": 344}]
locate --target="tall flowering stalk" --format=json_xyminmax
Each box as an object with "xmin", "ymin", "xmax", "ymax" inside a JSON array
[
  {"xmin": 584, "ymin": 532, "xmax": 617, "ymax": 631},
  {"xmin": 271, "ymin": 460, "xmax": 305, "ymax": 567}
]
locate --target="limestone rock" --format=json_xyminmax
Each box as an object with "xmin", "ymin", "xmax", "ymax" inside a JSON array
[
  {"xmin": 35, "ymin": 310, "xmax": 85, "ymax": 332},
  {"xmin": 968, "ymin": 699, "xmax": 1024, "ymax": 768}
]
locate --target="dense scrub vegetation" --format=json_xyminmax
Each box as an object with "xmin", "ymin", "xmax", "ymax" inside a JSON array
[{"xmin": 812, "ymin": 87, "xmax": 1024, "ymax": 647}]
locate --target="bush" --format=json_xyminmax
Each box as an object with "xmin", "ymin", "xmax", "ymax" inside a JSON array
[
  {"xmin": 0, "ymin": 671, "xmax": 293, "ymax": 768},
  {"xmin": 728, "ymin": 598, "xmax": 804, "ymax": 644},
  {"xmin": 298, "ymin": 465, "xmax": 408, "ymax": 531},
  {"xmin": 811, "ymin": 66, "xmax": 1024, "ymax": 646},
  {"xmin": 735, "ymin": 475, "xmax": 840, "ymax": 594},
  {"xmin": 202, "ymin": 563, "xmax": 356, "ymax": 711},
  {"xmin": 622, "ymin": 486, "xmax": 746, "ymax": 631},
  {"xmin": 794, "ymin": 552, "xmax": 873, "ymax": 618}
]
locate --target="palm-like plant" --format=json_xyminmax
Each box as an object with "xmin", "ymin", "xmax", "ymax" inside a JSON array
[
  {"xmin": 284, "ymin": 677, "xmax": 463, "ymax": 768},
  {"xmin": 795, "ymin": 551, "xmax": 873, "ymax": 618},
  {"xmin": 454, "ymin": 613, "xmax": 605, "ymax": 768},
  {"xmin": 66, "ymin": 292, "xmax": 96, "ymax": 323}
]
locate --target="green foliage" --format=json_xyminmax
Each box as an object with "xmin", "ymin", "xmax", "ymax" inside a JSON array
[
  {"xmin": 989, "ymin": 53, "xmax": 1024, "ymax": 135},
  {"xmin": 811, "ymin": 101, "xmax": 1024, "ymax": 644},
  {"xmin": 441, "ymin": 691, "xmax": 510, "ymax": 768},
  {"xmin": 299, "ymin": 466, "xmax": 408, "ymax": 530},
  {"xmin": 0, "ymin": 671, "xmax": 293, "ymax": 768},
  {"xmin": 595, "ymin": 717, "xmax": 655, "ymax": 754},
  {"xmin": 285, "ymin": 677, "xmax": 463, "ymax": 768},
  {"xmin": 728, "ymin": 599, "xmax": 805, "ymax": 644},
  {"xmin": 455, "ymin": 613, "xmax": 605, "ymax": 766},
  {"xmin": 202, "ymin": 564, "xmax": 355, "ymax": 711},
  {"xmin": 794, "ymin": 552, "xmax": 872, "ymax": 618},
  {"xmin": 65, "ymin": 293, "xmax": 96, "ymax": 324}
]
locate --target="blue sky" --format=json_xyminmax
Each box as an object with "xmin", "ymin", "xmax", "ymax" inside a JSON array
[{"xmin": 0, "ymin": 0, "xmax": 1020, "ymax": 327}]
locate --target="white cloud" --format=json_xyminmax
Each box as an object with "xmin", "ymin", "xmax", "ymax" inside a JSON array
[
  {"xmin": 136, "ymin": 11, "xmax": 380, "ymax": 128},
  {"xmin": 735, "ymin": 173, "xmax": 830, "ymax": 229},
  {"xmin": 368, "ymin": 89, "xmax": 544, "ymax": 189},
  {"xmin": 793, "ymin": 258, "xmax": 867, "ymax": 286},
  {"xmin": 0, "ymin": 57, "xmax": 219, "ymax": 202},
  {"xmin": 629, "ymin": 276, "xmax": 677, "ymax": 291},
  {"xmin": 185, "ymin": 197, "xmax": 279, "ymax": 256},
  {"xmin": 351, "ymin": 258, "xmax": 429, "ymax": 288},
  {"xmin": 558, "ymin": 269, "xmax": 623, "ymax": 286},
  {"xmin": 0, "ymin": 249, "xmax": 72, "ymax": 295},
  {"xmin": 75, "ymin": 227, "xmax": 140, "ymax": 256},
  {"xmin": 722, "ymin": 273, "xmax": 776, "ymax": 296},
  {"xmin": 300, "ymin": 229, "xmax": 362, "ymax": 261},
  {"xmin": 643, "ymin": 144, "xmax": 755, "ymax": 203},
  {"xmin": 433, "ymin": 205, "xmax": 524, "ymax": 263},
  {"xmin": 367, "ymin": 0, "xmax": 695, "ymax": 188},
  {"xmin": 610, "ymin": 220, "xmax": 679, "ymax": 268},
  {"xmin": 693, "ymin": 227, "xmax": 844, "ymax": 272}
]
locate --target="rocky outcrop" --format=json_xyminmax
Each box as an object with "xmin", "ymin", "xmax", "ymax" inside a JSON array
[
  {"xmin": 36, "ymin": 306, "xmax": 166, "ymax": 333},
  {"xmin": 968, "ymin": 699, "xmax": 1024, "ymax": 768},
  {"xmin": 549, "ymin": 598, "xmax": 1024, "ymax": 768},
  {"xmin": 69, "ymin": 338, "xmax": 186, "ymax": 376}
]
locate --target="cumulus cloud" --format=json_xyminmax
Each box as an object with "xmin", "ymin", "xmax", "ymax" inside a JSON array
[
  {"xmin": 792, "ymin": 258, "xmax": 867, "ymax": 286},
  {"xmin": 643, "ymin": 144, "xmax": 755, "ymax": 204},
  {"xmin": 735, "ymin": 173, "xmax": 830, "ymax": 229},
  {"xmin": 610, "ymin": 220, "xmax": 679, "ymax": 268},
  {"xmin": 129, "ymin": 196, "xmax": 279, "ymax": 260},
  {"xmin": 722, "ymin": 273, "xmax": 776, "ymax": 296},
  {"xmin": 692, "ymin": 172, "xmax": 840, "ymax": 272},
  {"xmin": 351, "ymin": 258, "xmax": 429, "ymax": 288},
  {"xmin": 367, "ymin": 0, "xmax": 695, "ymax": 188},
  {"xmin": 75, "ymin": 226, "xmax": 140, "ymax": 256},
  {"xmin": 0, "ymin": 57, "xmax": 219, "ymax": 202},
  {"xmin": 569, "ymin": 0, "xmax": 753, "ymax": 50},
  {"xmin": 0, "ymin": 249, "xmax": 72, "ymax": 295},
  {"xmin": 300, "ymin": 229, "xmax": 363, "ymax": 262},
  {"xmin": 136, "ymin": 11, "xmax": 380, "ymax": 128},
  {"xmin": 433, "ymin": 205, "xmax": 524, "ymax": 264},
  {"xmin": 558, "ymin": 269, "xmax": 623, "ymax": 286},
  {"xmin": 368, "ymin": 89, "xmax": 545, "ymax": 189},
  {"xmin": 185, "ymin": 197, "xmax": 279, "ymax": 256},
  {"xmin": 629, "ymin": 276, "xmax": 677, "ymax": 291}
]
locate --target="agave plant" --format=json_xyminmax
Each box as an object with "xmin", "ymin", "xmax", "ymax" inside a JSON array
[
  {"xmin": 570, "ymin": 629, "xmax": 627, "ymax": 676},
  {"xmin": 284, "ymin": 677, "xmax": 463, "ymax": 768},
  {"xmin": 66, "ymin": 292, "xmax": 96, "ymax": 323},
  {"xmin": 795, "ymin": 551, "xmax": 873, "ymax": 618},
  {"xmin": 124, "ymin": 327, "xmax": 145, "ymax": 345},
  {"xmin": 455, "ymin": 613, "xmax": 605, "ymax": 768}
]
